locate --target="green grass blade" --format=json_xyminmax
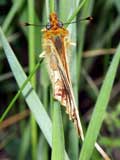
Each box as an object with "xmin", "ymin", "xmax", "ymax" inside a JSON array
[
  {"xmin": 93, "ymin": 15, "xmax": 120, "ymax": 48},
  {"xmin": 18, "ymin": 125, "xmax": 30, "ymax": 160},
  {"xmin": 28, "ymin": 0, "xmax": 36, "ymax": 81},
  {"xmin": 49, "ymin": 0, "xmax": 55, "ymax": 13},
  {"xmin": 51, "ymin": 102, "xmax": 65, "ymax": 160},
  {"xmin": 2, "ymin": 0, "xmax": 24, "ymax": 33},
  {"xmin": 99, "ymin": 136, "xmax": 120, "ymax": 148},
  {"xmin": 0, "ymin": 61, "xmax": 41, "ymax": 122},
  {"xmin": 27, "ymin": 0, "xmax": 37, "ymax": 159},
  {"xmin": 66, "ymin": 0, "xmax": 88, "ymax": 25},
  {"xmin": 114, "ymin": 0, "xmax": 120, "ymax": 12},
  {"xmin": 77, "ymin": 0, "xmax": 94, "ymax": 82},
  {"xmin": 37, "ymin": 135, "xmax": 49, "ymax": 160},
  {"xmin": 79, "ymin": 43, "xmax": 120, "ymax": 160},
  {"xmin": 0, "ymin": 27, "xmax": 69, "ymax": 160}
]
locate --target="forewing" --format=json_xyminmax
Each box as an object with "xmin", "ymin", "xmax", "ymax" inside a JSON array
[{"xmin": 44, "ymin": 37, "xmax": 75, "ymax": 119}]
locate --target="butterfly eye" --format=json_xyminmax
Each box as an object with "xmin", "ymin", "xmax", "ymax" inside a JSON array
[
  {"xmin": 58, "ymin": 21, "xmax": 63, "ymax": 28},
  {"xmin": 46, "ymin": 22, "xmax": 51, "ymax": 30}
]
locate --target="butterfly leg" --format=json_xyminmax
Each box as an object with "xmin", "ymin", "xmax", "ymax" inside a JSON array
[
  {"xmin": 39, "ymin": 51, "xmax": 46, "ymax": 58},
  {"xmin": 70, "ymin": 42, "xmax": 76, "ymax": 46},
  {"xmin": 65, "ymin": 38, "xmax": 76, "ymax": 47}
]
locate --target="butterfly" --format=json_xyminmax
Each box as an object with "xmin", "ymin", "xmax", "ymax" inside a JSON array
[
  {"xmin": 36, "ymin": 12, "xmax": 110, "ymax": 160},
  {"xmin": 40, "ymin": 12, "xmax": 83, "ymax": 138}
]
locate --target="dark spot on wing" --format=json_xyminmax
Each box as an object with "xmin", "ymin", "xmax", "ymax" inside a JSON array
[{"xmin": 54, "ymin": 36, "xmax": 63, "ymax": 54}]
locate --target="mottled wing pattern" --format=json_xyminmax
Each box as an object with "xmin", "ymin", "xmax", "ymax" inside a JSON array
[
  {"xmin": 44, "ymin": 37, "xmax": 72, "ymax": 110},
  {"xmin": 42, "ymin": 35, "xmax": 82, "ymax": 136}
]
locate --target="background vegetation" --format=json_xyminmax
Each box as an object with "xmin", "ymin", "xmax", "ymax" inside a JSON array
[{"xmin": 0, "ymin": 0, "xmax": 120, "ymax": 160}]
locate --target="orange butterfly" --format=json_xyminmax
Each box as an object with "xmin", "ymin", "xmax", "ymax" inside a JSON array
[
  {"xmin": 40, "ymin": 12, "xmax": 83, "ymax": 137},
  {"xmin": 39, "ymin": 12, "xmax": 110, "ymax": 160}
]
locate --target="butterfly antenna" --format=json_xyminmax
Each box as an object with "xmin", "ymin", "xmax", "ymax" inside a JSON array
[
  {"xmin": 21, "ymin": 22, "xmax": 45, "ymax": 27},
  {"xmin": 64, "ymin": 16, "xmax": 93, "ymax": 25}
]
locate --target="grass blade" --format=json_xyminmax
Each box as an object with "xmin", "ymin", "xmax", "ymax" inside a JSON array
[
  {"xmin": 27, "ymin": 0, "xmax": 37, "ymax": 159},
  {"xmin": 51, "ymin": 102, "xmax": 65, "ymax": 160},
  {"xmin": 79, "ymin": 43, "xmax": 120, "ymax": 160},
  {"xmin": 2, "ymin": 0, "xmax": 24, "ymax": 33},
  {"xmin": 66, "ymin": 0, "xmax": 88, "ymax": 25},
  {"xmin": 49, "ymin": 0, "xmax": 55, "ymax": 13},
  {"xmin": 18, "ymin": 125, "xmax": 30, "ymax": 160},
  {"xmin": 0, "ymin": 61, "xmax": 41, "ymax": 122}
]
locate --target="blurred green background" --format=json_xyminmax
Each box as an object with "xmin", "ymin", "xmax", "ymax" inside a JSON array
[{"xmin": 0, "ymin": 0, "xmax": 120, "ymax": 160}]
